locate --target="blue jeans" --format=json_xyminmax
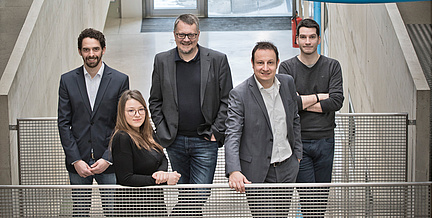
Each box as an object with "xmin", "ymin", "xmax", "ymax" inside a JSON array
[
  {"xmin": 166, "ymin": 135, "xmax": 219, "ymax": 184},
  {"xmin": 68, "ymin": 171, "xmax": 116, "ymax": 185},
  {"xmin": 296, "ymin": 138, "xmax": 335, "ymax": 217},
  {"xmin": 166, "ymin": 135, "xmax": 218, "ymax": 217},
  {"xmin": 68, "ymin": 159, "xmax": 116, "ymax": 217},
  {"xmin": 296, "ymin": 138, "xmax": 335, "ymax": 183}
]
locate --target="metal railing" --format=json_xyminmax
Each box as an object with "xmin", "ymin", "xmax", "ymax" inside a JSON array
[
  {"xmin": 0, "ymin": 183, "xmax": 430, "ymax": 217},
  {"xmin": 17, "ymin": 113, "xmax": 409, "ymax": 185}
]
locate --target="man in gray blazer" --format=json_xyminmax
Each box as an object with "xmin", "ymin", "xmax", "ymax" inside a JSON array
[
  {"xmin": 149, "ymin": 14, "xmax": 233, "ymax": 185},
  {"xmin": 225, "ymin": 41, "xmax": 302, "ymax": 217}
]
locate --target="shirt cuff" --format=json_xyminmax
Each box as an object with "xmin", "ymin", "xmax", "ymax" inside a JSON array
[{"xmin": 103, "ymin": 159, "xmax": 113, "ymax": 165}]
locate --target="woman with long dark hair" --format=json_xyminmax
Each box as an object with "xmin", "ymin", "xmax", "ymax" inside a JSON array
[{"xmin": 110, "ymin": 90, "xmax": 180, "ymax": 216}]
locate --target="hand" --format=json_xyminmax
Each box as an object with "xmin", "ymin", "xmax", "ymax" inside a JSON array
[
  {"xmin": 152, "ymin": 171, "xmax": 181, "ymax": 185},
  {"xmin": 317, "ymin": 93, "xmax": 329, "ymax": 101},
  {"xmin": 90, "ymin": 159, "xmax": 110, "ymax": 174},
  {"xmin": 73, "ymin": 160, "xmax": 93, "ymax": 178},
  {"xmin": 205, "ymin": 134, "xmax": 217, "ymax": 142},
  {"xmin": 167, "ymin": 171, "xmax": 181, "ymax": 185},
  {"xmin": 152, "ymin": 171, "xmax": 169, "ymax": 184},
  {"xmin": 298, "ymin": 159, "xmax": 301, "ymax": 163},
  {"xmin": 228, "ymin": 171, "xmax": 251, "ymax": 193}
]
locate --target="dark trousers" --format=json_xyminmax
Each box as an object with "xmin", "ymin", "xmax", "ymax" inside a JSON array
[
  {"xmin": 247, "ymin": 154, "xmax": 299, "ymax": 218},
  {"xmin": 68, "ymin": 168, "xmax": 116, "ymax": 217}
]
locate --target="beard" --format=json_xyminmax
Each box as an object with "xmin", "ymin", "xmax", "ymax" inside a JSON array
[
  {"xmin": 84, "ymin": 55, "xmax": 102, "ymax": 68},
  {"xmin": 179, "ymin": 45, "xmax": 194, "ymax": 55},
  {"xmin": 178, "ymin": 41, "xmax": 197, "ymax": 55}
]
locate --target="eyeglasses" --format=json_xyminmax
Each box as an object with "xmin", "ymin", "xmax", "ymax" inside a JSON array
[
  {"xmin": 175, "ymin": 33, "xmax": 198, "ymax": 40},
  {"xmin": 126, "ymin": 108, "xmax": 146, "ymax": 117}
]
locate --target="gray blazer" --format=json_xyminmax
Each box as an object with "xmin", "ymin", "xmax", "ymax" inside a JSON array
[
  {"xmin": 224, "ymin": 74, "xmax": 302, "ymax": 183},
  {"xmin": 149, "ymin": 46, "xmax": 233, "ymax": 147}
]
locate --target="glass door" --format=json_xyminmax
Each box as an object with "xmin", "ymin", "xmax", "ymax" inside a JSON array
[
  {"xmin": 144, "ymin": 0, "xmax": 205, "ymax": 17},
  {"xmin": 208, "ymin": 0, "xmax": 293, "ymax": 17}
]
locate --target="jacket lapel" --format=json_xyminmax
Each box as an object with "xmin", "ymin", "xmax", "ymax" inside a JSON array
[
  {"xmin": 200, "ymin": 46, "xmax": 210, "ymax": 106},
  {"xmin": 168, "ymin": 49, "xmax": 178, "ymax": 106},
  {"xmin": 75, "ymin": 67, "xmax": 92, "ymax": 115},
  {"xmin": 248, "ymin": 76, "xmax": 272, "ymax": 131},
  {"xmin": 278, "ymin": 77, "xmax": 290, "ymax": 115},
  {"xmin": 92, "ymin": 65, "xmax": 112, "ymax": 118}
]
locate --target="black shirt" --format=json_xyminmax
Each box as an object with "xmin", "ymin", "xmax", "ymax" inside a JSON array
[{"xmin": 175, "ymin": 47, "xmax": 205, "ymax": 137}]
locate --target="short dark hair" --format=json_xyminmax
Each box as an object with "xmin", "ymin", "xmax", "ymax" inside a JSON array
[
  {"xmin": 251, "ymin": 41, "xmax": 279, "ymax": 63},
  {"xmin": 296, "ymin": 18, "xmax": 320, "ymax": 37},
  {"xmin": 174, "ymin": 14, "xmax": 200, "ymax": 32},
  {"xmin": 78, "ymin": 28, "xmax": 106, "ymax": 49}
]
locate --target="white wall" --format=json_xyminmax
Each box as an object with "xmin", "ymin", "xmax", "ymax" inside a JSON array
[
  {"xmin": 0, "ymin": 0, "xmax": 110, "ymax": 184},
  {"xmin": 327, "ymin": 3, "xmax": 430, "ymax": 181},
  {"xmin": 121, "ymin": 0, "xmax": 142, "ymax": 18}
]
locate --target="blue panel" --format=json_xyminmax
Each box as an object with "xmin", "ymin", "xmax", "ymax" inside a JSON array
[{"xmin": 309, "ymin": 0, "xmax": 430, "ymax": 3}]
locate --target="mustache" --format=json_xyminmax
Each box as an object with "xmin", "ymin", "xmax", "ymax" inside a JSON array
[{"xmin": 86, "ymin": 56, "xmax": 99, "ymax": 60}]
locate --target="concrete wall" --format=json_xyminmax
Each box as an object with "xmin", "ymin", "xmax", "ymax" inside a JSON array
[
  {"xmin": 0, "ymin": 0, "xmax": 110, "ymax": 185},
  {"xmin": 397, "ymin": 1, "xmax": 432, "ymax": 24},
  {"xmin": 0, "ymin": 0, "xmax": 33, "ymax": 79},
  {"xmin": 327, "ymin": 3, "xmax": 430, "ymax": 181}
]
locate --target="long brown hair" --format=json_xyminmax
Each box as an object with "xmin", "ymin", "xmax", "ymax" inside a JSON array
[{"xmin": 110, "ymin": 90, "xmax": 163, "ymax": 151}]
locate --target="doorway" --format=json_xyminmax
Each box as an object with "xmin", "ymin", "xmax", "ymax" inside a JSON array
[{"xmin": 144, "ymin": 0, "xmax": 205, "ymax": 17}]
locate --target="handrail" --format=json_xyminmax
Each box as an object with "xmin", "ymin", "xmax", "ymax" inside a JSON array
[
  {"xmin": 15, "ymin": 113, "xmax": 410, "ymax": 120},
  {"xmin": 1, "ymin": 182, "xmax": 430, "ymax": 189}
]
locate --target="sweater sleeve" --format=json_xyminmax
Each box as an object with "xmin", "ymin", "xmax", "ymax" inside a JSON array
[
  {"xmin": 278, "ymin": 61, "xmax": 303, "ymax": 111},
  {"xmin": 112, "ymin": 132, "xmax": 159, "ymax": 187},
  {"xmin": 319, "ymin": 60, "xmax": 344, "ymax": 112}
]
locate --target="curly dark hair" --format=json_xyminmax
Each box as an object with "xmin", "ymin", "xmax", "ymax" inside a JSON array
[{"xmin": 77, "ymin": 28, "xmax": 106, "ymax": 49}]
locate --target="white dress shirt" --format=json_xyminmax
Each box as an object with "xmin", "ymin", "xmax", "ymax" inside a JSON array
[
  {"xmin": 84, "ymin": 63, "xmax": 104, "ymax": 111},
  {"xmin": 255, "ymin": 76, "xmax": 292, "ymax": 164}
]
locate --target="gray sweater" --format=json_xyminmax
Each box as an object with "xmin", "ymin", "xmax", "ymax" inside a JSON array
[{"xmin": 278, "ymin": 55, "xmax": 344, "ymax": 140}]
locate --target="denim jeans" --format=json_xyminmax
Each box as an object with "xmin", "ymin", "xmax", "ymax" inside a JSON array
[
  {"xmin": 68, "ymin": 171, "xmax": 116, "ymax": 185},
  {"xmin": 166, "ymin": 135, "xmax": 218, "ymax": 217},
  {"xmin": 166, "ymin": 135, "xmax": 219, "ymax": 184},
  {"xmin": 296, "ymin": 138, "xmax": 335, "ymax": 183},
  {"xmin": 68, "ymin": 159, "xmax": 116, "ymax": 217},
  {"xmin": 296, "ymin": 138, "xmax": 335, "ymax": 218}
]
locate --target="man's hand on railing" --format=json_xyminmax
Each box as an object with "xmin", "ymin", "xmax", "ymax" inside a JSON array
[
  {"xmin": 228, "ymin": 171, "xmax": 251, "ymax": 193},
  {"xmin": 73, "ymin": 160, "xmax": 94, "ymax": 178}
]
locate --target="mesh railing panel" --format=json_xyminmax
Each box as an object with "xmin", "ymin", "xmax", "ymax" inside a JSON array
[
  {"xmin": 0, "ymin": 183, "xmax": 430, "ymax": 217},
  {"xmin": 333, "ymin": 113, "xmax": 408, "ymax": 182},
  {"xmin": 17, "ymin": 118, "xmax": 69, "ymax": 185},
  {"xmin": 17, "ymin": 113, "xmax": 408, "ymax": 185}
]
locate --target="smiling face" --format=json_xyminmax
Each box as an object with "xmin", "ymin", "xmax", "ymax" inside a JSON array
[
  {"xmin": 174, "ymin": 21, "xmax": 200, "ymax": 56},
  {"xmin": 78, "ymin": 37, "xmax": 105, "ymax": 69},
  {"xmin": 124, "ymin": 99, "xmax": 146, "ymax": 132},
  {"xmin": 297, "ymin": 27, "xmax": 321, "ymax": 55},
  {"xmin": 252, "ymin": 49, "xmax": 279, "ymax": 89}
]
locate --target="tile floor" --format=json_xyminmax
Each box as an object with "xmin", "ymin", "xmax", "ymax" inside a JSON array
[{"xmin": 103, "ymin": 17, "xmax": 300, "ymax": 101}]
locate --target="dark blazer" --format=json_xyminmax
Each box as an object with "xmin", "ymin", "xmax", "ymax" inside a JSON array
[
  {"xmin": 224, "ymin": 74, "xmax": 303, "ymax": 183},
  {"xmin": 58, "ymin": 64, "xmax": 129, "ymax": 174},
  {"xmin": 149, "ymin": 46, "xmax": 233, "ymax": 147}
]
